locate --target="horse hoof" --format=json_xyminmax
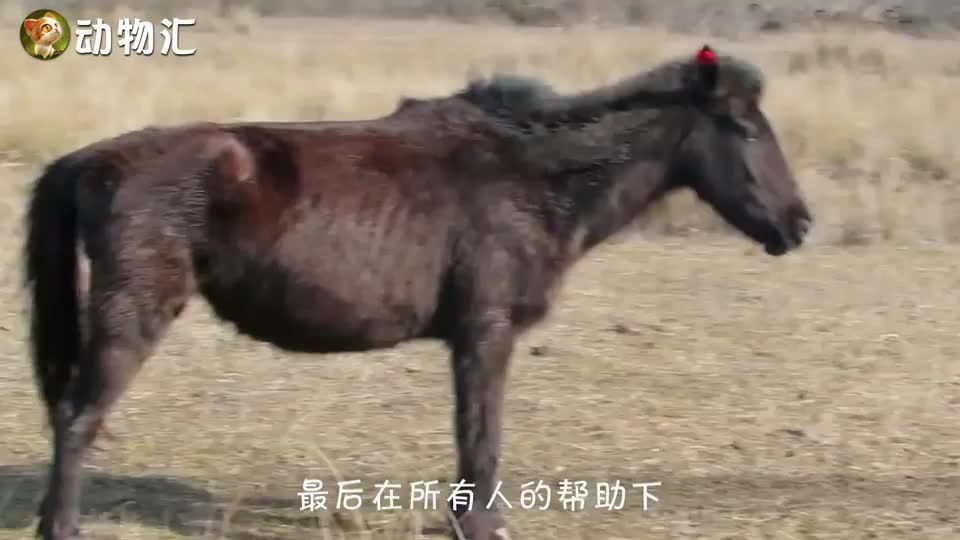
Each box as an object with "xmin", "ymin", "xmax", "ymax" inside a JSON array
[
  {"xmin": 36, "ymin": 520, "xmax": 83, "ymax": 540},
  {"xmin": 39, "ymin": 531, "xmax": 83, "ymax": 540},
  {"xmin": 454, "ymin": 511, "xmax": 509, "ymax": 540}
]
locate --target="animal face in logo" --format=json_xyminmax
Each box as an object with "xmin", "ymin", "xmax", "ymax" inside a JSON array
[{"xmin": 22, "ymin": 11, "xmax": 67, "ymax": 60}]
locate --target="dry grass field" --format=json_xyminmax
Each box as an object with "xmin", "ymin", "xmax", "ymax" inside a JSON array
[{"xmin": 1, "ymin": 3, "xmax": 960, "ymax": 539}]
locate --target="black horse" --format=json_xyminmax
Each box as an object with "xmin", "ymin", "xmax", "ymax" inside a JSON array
[{"xmin": 24, "ymin": 45, "xmax": 811, "ymax": 540}]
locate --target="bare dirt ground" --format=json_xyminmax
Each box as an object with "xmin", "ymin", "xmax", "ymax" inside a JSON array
[{"xmin": 1, "ymin": 6, "xmax": 959, "ymax": 540}]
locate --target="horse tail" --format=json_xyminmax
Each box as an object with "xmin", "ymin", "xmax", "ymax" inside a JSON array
[{"xmin": 23, "ymin": 155, "xmax": 84, "ymax": 427}]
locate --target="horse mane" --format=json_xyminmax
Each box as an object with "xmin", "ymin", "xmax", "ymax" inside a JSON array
[
  {"xmin": 455, "ymin": 53, "xmax": 766, "ymax": 125},
  {"xmin": 454, "ymin": 74, "xmax": 561, "ymax": 117}
]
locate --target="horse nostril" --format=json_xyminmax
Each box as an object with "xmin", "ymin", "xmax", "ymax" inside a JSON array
[{"xmin": 796, "ymin": 218, "xmax": 812, "ymax": 238}]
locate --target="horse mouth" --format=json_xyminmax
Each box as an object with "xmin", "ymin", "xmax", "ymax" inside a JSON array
[
  {"xmin": 764, "ymin": 217, "xmax": 811, "ymax": 256},
  {"xmin": 764, "ymin": 240, "xmax": 788, "ymax": 256},
  {"xmin": 709, "ymin": 200, "xmax": 812, "ymax": 257}
]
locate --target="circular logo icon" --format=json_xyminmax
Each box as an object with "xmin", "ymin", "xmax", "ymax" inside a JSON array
[{"xmin": 20, "ymin": 9, "xmax": 70, "ymax": 60}]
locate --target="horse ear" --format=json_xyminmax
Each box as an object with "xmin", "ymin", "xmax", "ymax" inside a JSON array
[{"xmin": 694, "ymin": 45, "xmax": 719, "ymax": 94}]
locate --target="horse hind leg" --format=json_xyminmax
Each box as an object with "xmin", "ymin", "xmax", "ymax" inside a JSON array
[{"xmin": 37, "ymin": 239, "xmax": 193, "ymax": 540}]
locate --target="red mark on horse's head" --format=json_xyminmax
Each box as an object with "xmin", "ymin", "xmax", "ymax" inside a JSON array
[{"xmin": 695, "ymin": 45, "xmax": 717, "ymax": 66}]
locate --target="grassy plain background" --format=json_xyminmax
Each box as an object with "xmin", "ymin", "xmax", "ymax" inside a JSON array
[{"xmin": 1, "ymin": 1, "xmax": 959, "ymax": 538}]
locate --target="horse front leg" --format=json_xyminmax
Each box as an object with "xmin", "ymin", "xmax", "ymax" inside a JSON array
[{"xmin": 448, "ymin": 311, "xmax": 514, "ymax": 540}]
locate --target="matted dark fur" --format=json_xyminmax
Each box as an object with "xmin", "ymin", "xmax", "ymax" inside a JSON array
[{"xmin": 23, "ymin": 47, "xmax": 811, "ymax": 540}]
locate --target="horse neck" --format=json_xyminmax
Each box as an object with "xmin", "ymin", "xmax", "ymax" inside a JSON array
[{"xmin": 529, "ymin": 106, "xmax": 694, "ymax": 262}]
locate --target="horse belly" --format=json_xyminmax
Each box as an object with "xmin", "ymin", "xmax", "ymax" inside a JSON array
[
  {"xmin": 198, "ymin": 161, "xmax": 456, "ymax": 353},
  {"xmin": 197, "ymin": 245, "xmax": 445, "ymax": 354}
]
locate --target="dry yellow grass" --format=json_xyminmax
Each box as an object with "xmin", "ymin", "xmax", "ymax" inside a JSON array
[
  {"xmin": 1, "ymin": 7, "xmax": 958, "ymax": 242},
  {"xmin": 1, "ymin": 6, "xmax": 960, "ymax": 540}
]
